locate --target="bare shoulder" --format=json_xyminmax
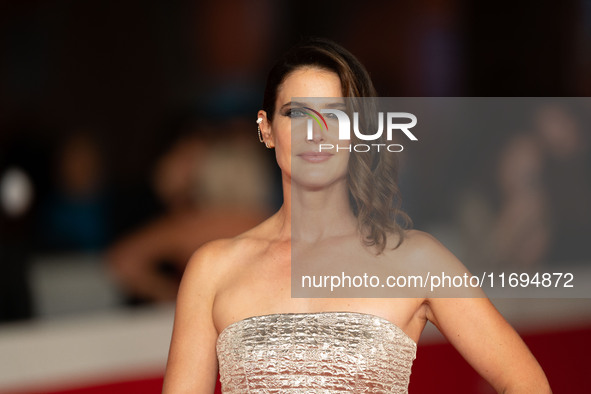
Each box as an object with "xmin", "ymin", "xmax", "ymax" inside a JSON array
[
  {"xmin": 397, "ymin": 229, "xmax": 441, "ymax": 253},
  {"xmin": 183, "ymin": 239, "xmax": 232, "ymax": 282},
  {"xmin": 183, "ymin": 214, "xmax": 278, "ymax": 285},
  {"xmin": 396, "ymin": 229, "xmax": 467, "ymax": 272},
  {"xmin": 184, "ymin": 229, "xmax": 266, "ymax": 284},
  {"xmin": 390, "ymin": 229, "xmax": 483, "ymax": 299}
]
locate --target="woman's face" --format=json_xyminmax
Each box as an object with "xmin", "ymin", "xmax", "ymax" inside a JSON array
[{"xmin": 260, "ymin": 67, "xmax": 349, "ymax": 189}]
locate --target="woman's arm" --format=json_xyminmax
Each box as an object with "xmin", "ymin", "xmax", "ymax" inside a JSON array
[
  {"xmin": 162, "ymin": 242, "xmax": 222, "ymax": 393},
  {"xmin": 411, "ymin": 232, "xmax": 551, "ymax": 393},
  {"xmin": 426, "ymin": 297, "xmax": 551, "ymax": 393}
]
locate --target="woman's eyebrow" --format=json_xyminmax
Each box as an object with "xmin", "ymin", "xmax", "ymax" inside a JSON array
[
  {"xmin": 280, "ymin": 101, "xmax": 346, "ymax": 110},
  {"xmin": 280, "ymin": 101, "xmax": 307, "ymax": 110},
  {"xmin": 324, "ymin": 101, "xmax": 346, "ymax": 109}
]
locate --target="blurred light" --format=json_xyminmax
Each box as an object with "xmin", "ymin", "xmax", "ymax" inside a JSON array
[{"xmin": 0, "ymin": 167, "xmax": 33, "ymax": 217}]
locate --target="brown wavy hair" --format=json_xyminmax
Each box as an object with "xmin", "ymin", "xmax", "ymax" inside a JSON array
[{"xmin": 263, "ymin": 38, "xmax": 411, "ymax": 253}]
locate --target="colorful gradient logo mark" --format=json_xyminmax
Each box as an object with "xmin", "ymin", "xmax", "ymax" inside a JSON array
[{"xmin": 303, "ymin": 106, "xmax": 328, "ymax": 131}]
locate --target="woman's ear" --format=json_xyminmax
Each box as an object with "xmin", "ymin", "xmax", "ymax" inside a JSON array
[{"xmin": 257, "ymin": 110, "xmax": 274, "ymax": 148}]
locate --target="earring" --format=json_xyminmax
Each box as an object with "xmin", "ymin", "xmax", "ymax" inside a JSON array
[{"xmin": 256, "ymin": 117, "xmax": 264, "ymax": 143}]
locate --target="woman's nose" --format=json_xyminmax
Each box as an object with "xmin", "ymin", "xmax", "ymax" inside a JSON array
[{"xmin": 308, "ymin": 120, "xmax": 325, "ymax": 143}]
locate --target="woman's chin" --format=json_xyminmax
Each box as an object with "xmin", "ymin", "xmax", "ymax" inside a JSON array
[{"xmin": 290, "ymin": 174, "xmax": 346, "ymax": 192}]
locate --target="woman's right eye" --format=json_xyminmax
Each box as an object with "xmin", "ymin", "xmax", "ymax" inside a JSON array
[{"xmin": 285, "ymin": 108, "xmax": 306, "ymax": 118}]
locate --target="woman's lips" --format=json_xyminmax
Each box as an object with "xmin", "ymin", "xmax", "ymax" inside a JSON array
[{"xmin": 298, "ymin": 151, "xmax": 333, "ymax": 162}]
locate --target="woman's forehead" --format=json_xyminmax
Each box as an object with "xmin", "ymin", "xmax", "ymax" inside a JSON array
[{"xmin": 277, "ymin": 68, "xmax": 342, "ymax": 102}]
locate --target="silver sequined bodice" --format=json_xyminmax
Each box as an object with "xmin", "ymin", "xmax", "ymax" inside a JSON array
[{"xmin": 216, "ymin": 312, "xmax": 417, "ymax": 393}]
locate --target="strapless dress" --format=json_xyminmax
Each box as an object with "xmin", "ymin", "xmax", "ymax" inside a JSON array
[{"xmin": 216, "ymin": 311, "xmax": 417, "ymax": 393}]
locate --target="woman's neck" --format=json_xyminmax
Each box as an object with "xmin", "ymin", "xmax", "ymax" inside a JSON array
[{"xmin": 277, "ymin": 174, "xmax": 358, "ymax": 243}]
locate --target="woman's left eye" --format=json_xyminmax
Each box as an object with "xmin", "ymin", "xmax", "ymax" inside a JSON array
[{"xmin": 324, "ymin": 112, "xmax": 339, "ymax": 120}]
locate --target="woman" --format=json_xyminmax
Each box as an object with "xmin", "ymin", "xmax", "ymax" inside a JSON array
[{"xmin": 163, "ymin": 38, "xmax": 551, "ymax": 393}]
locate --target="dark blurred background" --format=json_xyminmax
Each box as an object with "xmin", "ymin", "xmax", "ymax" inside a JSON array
[{"xmin": 0, "ymin": 0, "xmax": 590, "ymax": 392}]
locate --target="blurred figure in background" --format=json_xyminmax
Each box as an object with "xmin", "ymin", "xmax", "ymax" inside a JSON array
[
  {"xmin": 493, "ymin": 102, "xmax": 591, "ymax": 268},
  {"xmin": 0, "ymin": 135, "xmax": 43, "ymax": 322},
  {"xmin": 38, "ymin": 131, "xmax": 111, "ymax": 252},
  {"xmin": 494, "ymin": 130, "xmax": 550, "ymax": 268},
  {"xmin": 107, "ymin": 119, "xmax": 273, "ymax": 302},
  {"xmin": 533, "ymin": 103, "xmax": 591, "ymax": 263}
]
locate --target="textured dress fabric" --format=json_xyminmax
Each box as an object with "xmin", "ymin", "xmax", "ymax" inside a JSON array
[{"xmin": 216, "ymin": 312, "xmax": 417, "ymax": 393}]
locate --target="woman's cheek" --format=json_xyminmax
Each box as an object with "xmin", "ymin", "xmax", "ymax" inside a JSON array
[{"xmin": 282, "ymin": 142, "xmax": 292, "ymax": 169}]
